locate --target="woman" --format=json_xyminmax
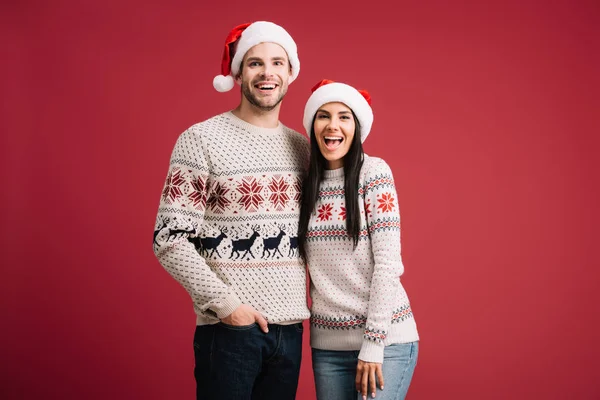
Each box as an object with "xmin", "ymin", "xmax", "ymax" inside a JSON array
[{"xmin": 298, "ymin": 80, "xmax": 420, "ymax": 400}]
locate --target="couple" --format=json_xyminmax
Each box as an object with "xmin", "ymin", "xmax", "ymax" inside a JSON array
[{"xmin": 152, "ymin": 21, "xmax": 419, "ymax": 400}]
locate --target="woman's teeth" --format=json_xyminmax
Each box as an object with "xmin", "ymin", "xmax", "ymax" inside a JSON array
[{"xmin": 324, "ymin": 137, "xmax": 343, "ymax": 148}]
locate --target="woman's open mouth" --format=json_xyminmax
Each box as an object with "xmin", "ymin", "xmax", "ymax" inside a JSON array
[{"xmin": 324, "ymin": 136, "xmax": 343, "ymax": 150}]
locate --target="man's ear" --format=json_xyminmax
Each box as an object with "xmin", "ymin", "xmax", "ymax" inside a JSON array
[{"xmin": 235, "ymin": 61, "xmax": 243, "ymax": 84}]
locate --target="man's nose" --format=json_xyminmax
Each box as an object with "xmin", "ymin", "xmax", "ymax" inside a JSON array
[{"xmin": 260, "ymin": 64, "xmax": 274, "ymax": 78}]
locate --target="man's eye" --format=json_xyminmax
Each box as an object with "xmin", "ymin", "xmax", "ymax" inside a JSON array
[{"xmin": 249, "ymin": 62, "xmax": 260, "ymax": 67}]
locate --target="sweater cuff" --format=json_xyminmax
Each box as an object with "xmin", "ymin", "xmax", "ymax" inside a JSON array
[
  {"xmin": 358, "ymin": 340, "xmax": 385, "ymax": 364},
  {"xmin": 213, "ymin": 294, "xmax": 243, "ymax": 319}
]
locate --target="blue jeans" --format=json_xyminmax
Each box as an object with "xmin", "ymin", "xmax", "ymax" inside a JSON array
[
  {"xmin": 312, "ymin": 342, "xmax": 419, "ymax": 400},
  {"xmin": 193, "ymin": 322, "xmax": 303, "ymax": 400}
]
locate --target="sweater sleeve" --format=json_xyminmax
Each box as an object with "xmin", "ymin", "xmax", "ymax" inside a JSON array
[
  {"xmin": 152, "ymin": 127, "xmax": 241, "ymax": 319},
  {"xmin": 358, "ymin": 158, "xmax": 405, "ymax": 363}
]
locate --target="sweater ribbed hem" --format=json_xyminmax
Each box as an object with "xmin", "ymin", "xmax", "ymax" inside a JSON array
[
  {"xmin": 358, "ymin": 339, "xmax": 384, "ymax": 363},
  {"xmin": 195, "ymin": 318, "xmax": 305, "ymax": 326},
  {"xmin": 213, "ymin": 294, "xmax": 243, "ymax": 319},
  {"xmin": 310, "ymin": 318, "xmax": 419, "ymax": 363}
]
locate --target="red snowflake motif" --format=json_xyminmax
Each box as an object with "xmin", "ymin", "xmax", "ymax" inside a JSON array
[
  {"xmin": 188, "ymin": 175, "xmax": 207, "ymax": 210},
  {"xmin": 268, "ymin": 176, "xmax": 290, "ymax": 211},
  {"xmin": 339, "ymin": 206, "xmax": 347, "ymax": 221},
  {"xmin": 317, "ymin": 203, "xmax": 333, "ymax": 221},
  {"xmin": 364, "ymin": 200, "xmax": 372, "ymax": 218},
  {"xmin": 293, "ymin": 177, "xmax": 302, "ymax": 202},
  {"xmin": 237, "ymin": 177, "xmax": 264, "ymax": 212},
  {"xmin": 377, "ymin": 193, "xmax": 395, "ymax": 213},
  {"xmin": 162, "ymin": 168, "xmax": 185, "ymax": 204},
  {"xmin": 207, "ymin": 182, "xmax": 230, "ymax": 213}
]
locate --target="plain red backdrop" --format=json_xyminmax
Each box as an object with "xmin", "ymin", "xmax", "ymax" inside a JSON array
[{"xmin": 2, "ymin": 0, "xmax": 599, "ymax": 399}]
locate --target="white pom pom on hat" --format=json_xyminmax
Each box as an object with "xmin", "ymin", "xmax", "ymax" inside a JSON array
[
  {"xmin": 303, "ymin": 79, "xmax": 374, "ymax": 143},
  {"xmin": 213, "ymin": 21, "xmax": 300, "ymax": 92},
  {"xmin": 213, "ymin": 75, "xmax": 235, "ymax": 92}
]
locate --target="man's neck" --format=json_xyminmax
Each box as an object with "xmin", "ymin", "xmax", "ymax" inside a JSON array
[{"xmin": 232, "ymin": 100, "xmax": 282, "ymax": 129}]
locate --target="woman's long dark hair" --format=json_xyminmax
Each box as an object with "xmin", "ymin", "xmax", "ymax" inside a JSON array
[{"xmin": 298, "ymin": 113, "xmax": 364, "ymax": 262}]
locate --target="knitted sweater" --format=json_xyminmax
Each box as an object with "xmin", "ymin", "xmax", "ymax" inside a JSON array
[
  {"xmin": 153, "ymin": 111, "xmax": 311, "ymax": 325},
  {"xmin": 307, "ymin": 155, "xmax": 419, "ymax": 363}
]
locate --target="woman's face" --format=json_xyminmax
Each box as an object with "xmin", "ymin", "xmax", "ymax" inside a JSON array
[{"xmin": 313, "ymin": 102, "xmax": 356, "ymax": 169}]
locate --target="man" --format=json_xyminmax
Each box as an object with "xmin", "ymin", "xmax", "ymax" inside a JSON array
[{"xmin": 152, "ymin": 21, "xmax": 310, "ymax": 400}]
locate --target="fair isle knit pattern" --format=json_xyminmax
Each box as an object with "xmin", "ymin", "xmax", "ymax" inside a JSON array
[
  {"xmin": 307, "ymin": 155, "xmax": 419, "ymax": 363},
  {"xmin": 153, "ymin": 111, "xmax": 311, "ymax": 325}
]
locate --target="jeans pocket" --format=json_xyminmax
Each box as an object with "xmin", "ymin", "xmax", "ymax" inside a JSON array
[
  {"xmin": 218, "ymin": 322, "xmax": 257, "ymax": 331},
  {"xmin": 411, "ymin": 341, "xmax": 419, "ymax": 362},
  {"xmin": 294, "ymin": 322, "xmax": 304, "ymax": 333}
]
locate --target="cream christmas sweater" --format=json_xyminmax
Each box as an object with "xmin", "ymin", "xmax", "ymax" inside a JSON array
[
  {"xmin": 153, "ymin": 111, "xmax": 311, "ymax": 325},
  {"xmin": 307, "ymin": 155, "xmax": 419, "ymax": 363}
]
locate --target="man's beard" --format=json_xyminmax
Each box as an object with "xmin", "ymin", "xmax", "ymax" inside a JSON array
[{"xmin": 242, "ymin": 80, "xmax": 287, "ymax": 111}]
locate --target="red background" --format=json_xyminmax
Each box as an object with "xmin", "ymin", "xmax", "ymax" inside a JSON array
[{"xmin": 2, "ymin": 1, "xmax": 599, "ymax": 399}]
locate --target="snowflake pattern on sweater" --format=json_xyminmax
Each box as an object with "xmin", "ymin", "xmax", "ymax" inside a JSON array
[
  {"xmin": 153, "ymin": 112, "xmax": 311, "ymax": 325},
  {"xmin": 307, "ymin": 155, "xmax": 419, "ymax": 363}
]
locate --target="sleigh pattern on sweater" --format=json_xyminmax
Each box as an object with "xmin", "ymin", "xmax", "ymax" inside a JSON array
[{"xmin": 154, "ymin": 217, "xmax": 300, "ymax": 261}]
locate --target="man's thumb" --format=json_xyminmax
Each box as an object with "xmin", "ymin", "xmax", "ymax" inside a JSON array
[{"xmin": 255, "ymin": 313, "xmax": 269, "ymax": 333}]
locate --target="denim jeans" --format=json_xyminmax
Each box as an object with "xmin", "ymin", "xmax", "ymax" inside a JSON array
[
  {"xmin": 312, "ymin": 342, "xmax": 419, "ymax": 400},
  {"xmin": 193, "ymin": 322, "xmax": 304, "ymax": 400}
]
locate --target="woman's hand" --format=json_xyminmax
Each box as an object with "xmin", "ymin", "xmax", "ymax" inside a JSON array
[{"xmin": 355, "ymin": 360, "xmax": 384, "ymax": 399}]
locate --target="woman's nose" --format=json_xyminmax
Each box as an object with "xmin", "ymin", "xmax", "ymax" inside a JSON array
[{"xmin": 327, "ymin": 118, "xmax": 339, "ymax": 130}]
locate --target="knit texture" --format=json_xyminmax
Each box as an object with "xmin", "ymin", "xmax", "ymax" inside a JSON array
[
  {"xmin": 153, "ymin": 111, "xmax": 311, "ymax": 325},
  {"xmin": 307, "ymin": 155, "xmax": 419, "ymax": 363}
]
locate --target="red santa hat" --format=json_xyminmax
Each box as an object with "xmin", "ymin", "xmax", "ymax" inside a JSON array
[
  {"xmin": 213, "ymin": 21, "xmax": 300, "ymax": 92},
  {"xmin": 303, "ymin": 79, "xmax": 373, "ymax": 143}
]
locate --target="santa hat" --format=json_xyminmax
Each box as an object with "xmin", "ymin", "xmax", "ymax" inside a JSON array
[
  {"xmin": 213, "ymin": 21, "xmax": 300, "ymax": 92},
  {"xmin": 303, "ymin": 79, "xmax": 373, "ymax": 143}
]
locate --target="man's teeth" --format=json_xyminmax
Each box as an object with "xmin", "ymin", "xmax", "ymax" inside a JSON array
[{"xmin": 258, "ymin": 84, "xmax": 275, "ymax": 90}]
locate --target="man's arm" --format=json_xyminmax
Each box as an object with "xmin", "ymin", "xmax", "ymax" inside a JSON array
[
  {"xmin": 153, "ymin": 128, "xmax": 242, "ymax": 318},
  {"xmin": 153, "ymin": 127, "xmax": 268, "ymax": 332}
]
